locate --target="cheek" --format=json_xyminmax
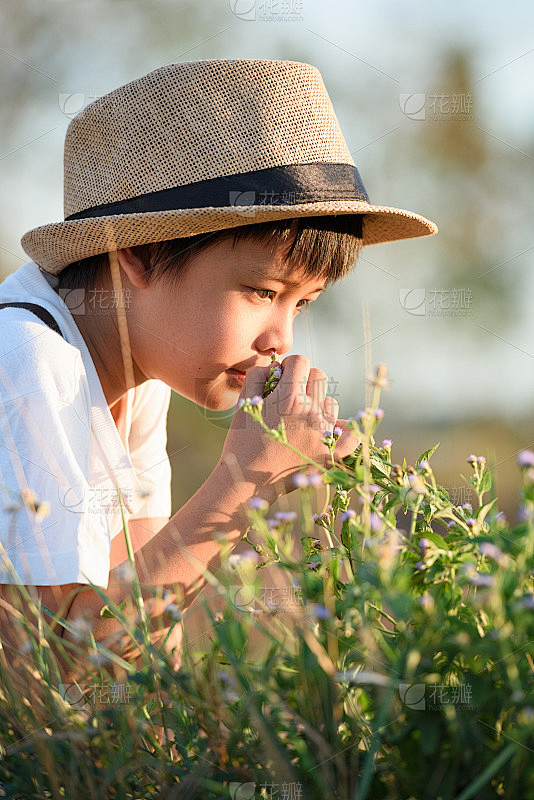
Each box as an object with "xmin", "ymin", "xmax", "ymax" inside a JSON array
[{"xmin": 206, "ymin": 303, "xmax": 254, "ymax": 350}]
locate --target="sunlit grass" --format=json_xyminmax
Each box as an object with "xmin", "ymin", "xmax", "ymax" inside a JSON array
[{"xmin": 0, "ymin": 365, "xmax": 534, "ymax": 798}]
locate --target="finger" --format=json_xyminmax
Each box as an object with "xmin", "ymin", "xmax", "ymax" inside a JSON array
[
  {"xmin": 334, "ymin": 419, "xmax": 360, "ymax": 458},
  {"xmin": 240, "ymin": 365, "xmax": 271, "ymax": 402},
  {"xmin": 278, "ymin": 355, "xmax": 310, "ymax": 408},
  {"xmin": 323, "ymin": 396, "xmax": 339, "ymax": 428},
  {"xmin": 307, "ymin": 368, "xmax": 328, "ymax": 415}
]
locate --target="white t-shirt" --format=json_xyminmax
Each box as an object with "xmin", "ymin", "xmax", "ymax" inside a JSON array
[{"xmin": 0, "ymin": 261, "xmax": 172, "ymax": 588}]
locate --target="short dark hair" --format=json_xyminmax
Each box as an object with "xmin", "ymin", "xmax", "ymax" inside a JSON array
[{"xmin": 56, "ymin": 215, "xmax": 363, "ymax": 292}]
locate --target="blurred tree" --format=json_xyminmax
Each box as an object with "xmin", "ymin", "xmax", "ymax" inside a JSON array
[
  {"xmin": 0, "ymin": 0, "xmax": 228, "ymax": 276},
  {"xmin": 410, "ymin": 47, "xmax": 532, "ymax": 323}
]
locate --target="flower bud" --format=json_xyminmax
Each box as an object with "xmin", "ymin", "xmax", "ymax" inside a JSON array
[{"xmin": 518, "ymin": 450, "xmax": 534, "ymax": 469}]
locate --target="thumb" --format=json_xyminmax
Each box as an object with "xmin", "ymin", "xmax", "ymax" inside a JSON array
[
  {"xmin": 239, "ymin": 365, "xmax": 271, "ymax": 403},
  {"xmin": 334, "ymin": 418, "xmax": 360, "ymax": 459}
]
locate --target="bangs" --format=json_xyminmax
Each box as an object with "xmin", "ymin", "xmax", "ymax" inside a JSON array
[
  {"xmin": 231, "ymin": 215, "xmax": 363, "ymax": 286},
  {"xmin": 56, "ymin": 215, "xmax": 363, "ymax": 291}
]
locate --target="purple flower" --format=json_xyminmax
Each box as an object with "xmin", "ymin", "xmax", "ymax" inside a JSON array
[
  {"xmin": 518, "ymin": 505, "xmax": 532, "ymax": 523},
  {"xmin": 417, "ymin": 460, "xmax": 430, "ymax": 470},
  {"xmin": 312, "ymin": 513, "xmax": 320, "ymax": 523},
  {"xmin": 307, "ymin": 472, "xmax": 323, "ymax": 487},
  {"xmin": 322, "ymin": 430, "xmax": 333, "ymax": 439},
  {"xmin": 250, "ymin": 395, "xmax": 263, "ymax": 408},
  {"xmin": 310, "ymin": 604, "xmax": 331, "ymax": 619},
  {"xmin": 518, "ymin": 450, "xmax": 534, "ymax": 468},
  {"xmin": 479, "ymin": 542, "xmax": 504, "ymax": 561},
  {"xmin": 419, "ymin": 537, "xmax": 430, "ymax": 551},
  {"xmin": 369, "ymin": 512, "xmax": 382, "ymax": 532},
  {"xmin": 374, "ymin": 408, "xmax": 385, "ymax": 420},
  {"xmin": 356, "ymin": 410, "xmax": 367, "ymax": 422},
  {"xmin": 306, "ymin": 561, "xmax": 319, "ymax": 571},
  {"xmin": 477, "ymin": 456, "xmax": 486, "ymax": 465},
  {"xmin": 333, "ymin": 426, "xmax": 343, "ymax": 438},
  {"xmin": 419, "ymin": 594, "xmax": 434, "ymax": 611},
  {"xmin": 466, "ymin": 454, "xmax": 477, "ymax": 464},
  {"xmin": 274, "ymin": 511, "xmax": 297, "ymax": 523},
  {"xmin": 480, "ymin": 542, "xmax": 507, "ymax": 567},
  {"xmin": 415, "ymin": 561, "xmax": 425, "ymax": 571},
  {"xmin": 293, "ymin": 473, "xmax": 309, "ymax": 489},
  {"xmin": 518, "ymin": 595, "xmax": 534, "ymax": 609},
  {"xmin": 248, "ymin": 496, "xmax": 268, "ymax": 511},
  {"xmin": 465, "ymin": 518, "xmax": 477, "ymax": 528},
  {"xmin": 237, "ymin": 398, "xmax": 245, "ymax": 409},
  {"xmin": 381, "ymin": 439, "xmax": 392, "ymax": 449},
  {"xmin": 339, "ymin": 509, "xmax": 356, "ymax": 522},
  {"xmin": 470, "ymin": 573, "xmax": 493, "ymax": 587},
  {"xmin": 361, "ymin": 484, "xmax": 380, "ymax": 501}
]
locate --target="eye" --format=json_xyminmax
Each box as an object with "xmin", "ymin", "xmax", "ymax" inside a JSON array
[
  {"xmin": 253, "ymin": 288, "xmax": 276, "ymax": 301},
  {"xmin": 296, "ymin": 298, "xmax": 311, "ymax": 311}
]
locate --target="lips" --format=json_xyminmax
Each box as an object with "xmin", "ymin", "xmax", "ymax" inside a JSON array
[{"xmin": 227, "ymin": 368, "xmax": 246, "ymax": 385}]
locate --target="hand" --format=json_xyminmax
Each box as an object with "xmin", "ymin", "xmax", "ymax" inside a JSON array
[{"xmin": 217, "ymin": 355, "xmax": 359, "ymax": 503}]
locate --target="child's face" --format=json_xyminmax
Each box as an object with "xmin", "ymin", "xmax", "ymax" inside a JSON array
[{"xmin": 131, "ymin": 237, "xmax": 326, "ymax": 409}]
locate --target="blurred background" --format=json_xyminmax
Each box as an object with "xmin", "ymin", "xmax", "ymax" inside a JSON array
[{"xmin": 1, "ymin": 0, "xmax": 534, "ymax": 523}]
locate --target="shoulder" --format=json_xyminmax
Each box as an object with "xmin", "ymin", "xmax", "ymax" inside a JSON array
[
  {"xmin": 132, "ymin": 379, "xmax": 171, "ymax": 414},
  {"xmin": 0, "ymin": 307, "xmax": 86, "ymax": 406}
]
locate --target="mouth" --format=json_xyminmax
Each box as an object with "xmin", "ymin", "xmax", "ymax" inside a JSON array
[{"xmin": 226, "ymin": 368, "xmax": 246, "ymax": 386}]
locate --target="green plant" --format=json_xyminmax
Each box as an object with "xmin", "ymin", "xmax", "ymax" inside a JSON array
[{"xmin": 0, "ymin": 364, "xmax": 533, "ymax": 798}]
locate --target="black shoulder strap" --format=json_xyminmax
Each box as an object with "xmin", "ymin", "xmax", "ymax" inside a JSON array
[{"xmin": 0, "ymin": 302, "xmax": 64, "ymax": 338}]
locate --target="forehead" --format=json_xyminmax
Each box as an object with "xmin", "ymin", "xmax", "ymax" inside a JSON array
[{"xmin": 230, "ymin": 236, "xmax": 326, "ymax": 289}]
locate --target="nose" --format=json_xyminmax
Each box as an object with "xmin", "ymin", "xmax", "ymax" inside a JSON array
[{"xmin": 254, "ymin": 308, "xmax": 294, "ymax": 357}]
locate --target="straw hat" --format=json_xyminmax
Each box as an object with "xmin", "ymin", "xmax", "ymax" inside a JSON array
[{"xmin": 21, "ymin": 59, "xmax": 437, "ymax": 275}]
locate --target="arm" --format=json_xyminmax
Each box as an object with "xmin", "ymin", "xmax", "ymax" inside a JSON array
[
  {"xmin": 109, "ymin": 516, "xmax": 169, "ymax": 570},
  {"xmin": 18, "ymin": 358, "xmax": 358, "ymax": 675}
]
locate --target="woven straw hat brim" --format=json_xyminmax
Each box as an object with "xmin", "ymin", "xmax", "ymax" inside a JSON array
[
  {"xmin": 20, "ymin": 59, "xmax": 438, "ymax": 273},
  {"xmin": 22, "ymin": 201, "xmax": 437, "ymax": 276}
]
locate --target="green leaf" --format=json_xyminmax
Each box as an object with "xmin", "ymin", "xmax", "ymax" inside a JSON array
[
  {"xmin": 477, "ymin": 498, "xmax": 497, "ymax": 525},
  {"xmin": 479, "ymin": 469, "xmax": 492, "ymax": 495},
  {"xmin": 416, "ymin": 442, "xmax": 440, "ymax": 465},
  {"xmin": 324, "ymin": 467, "xmax": 356, "ymax": 488},
  {"xmin": 420, "ymin": 531, "xmax": 448, "ymax": 550},
  {"xmin": 100, "ymin": 599, "xmax": 127, "ymax": 619},
  {"xmin": 370, "ymin": 455, "xmax": 390, "ymax": 477}
]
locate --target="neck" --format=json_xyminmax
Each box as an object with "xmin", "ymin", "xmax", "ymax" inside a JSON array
[{"xmin": 54, "ymin": 276, "xmax": 147, "ymax": 408}]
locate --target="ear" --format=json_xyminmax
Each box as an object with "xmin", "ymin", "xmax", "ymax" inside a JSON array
[{"xmin": 115, "ymin": 247, "xmax": 150, "ymax": 289}]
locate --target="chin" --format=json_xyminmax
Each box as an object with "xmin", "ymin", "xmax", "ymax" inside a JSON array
[{"xmin": 197, "ymin": 388, "xmax": 240, "ymax": 411}]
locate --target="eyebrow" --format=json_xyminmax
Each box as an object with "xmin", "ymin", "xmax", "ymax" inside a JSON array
[{"xmin": 248, "ymin": 269, "xmax": 326, "ymax": 292}]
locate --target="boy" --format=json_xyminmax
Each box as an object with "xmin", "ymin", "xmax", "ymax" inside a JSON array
[{"xmin": 0, "ymin": 59, "xmax": 436, "ymax": 670}]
